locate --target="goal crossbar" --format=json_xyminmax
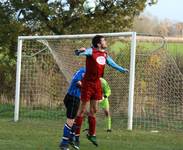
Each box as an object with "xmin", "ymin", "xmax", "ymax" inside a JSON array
[{"xmin": 18, "ymin": 32, "xmax": 135, "ymax": 40}]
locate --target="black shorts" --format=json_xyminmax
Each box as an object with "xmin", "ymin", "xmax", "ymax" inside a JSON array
[{"xmin": 64, "ymin": 93, "xmax": 80, "ymax": 119}]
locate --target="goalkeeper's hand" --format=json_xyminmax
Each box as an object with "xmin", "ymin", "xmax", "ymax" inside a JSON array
[{"xmin": 104, "ymin": 95, "xmax": 108, "ymax": 98}]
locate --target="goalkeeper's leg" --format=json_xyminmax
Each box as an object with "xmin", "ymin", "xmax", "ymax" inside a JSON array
[{"xmin": 100, "ymin": 98, "xmax": 111, "ymax": 132}]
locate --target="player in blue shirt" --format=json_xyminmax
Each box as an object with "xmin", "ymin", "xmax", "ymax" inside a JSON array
[{"xmin": 59, "ymin": 67, "xmax": 85, "ymax": 150}]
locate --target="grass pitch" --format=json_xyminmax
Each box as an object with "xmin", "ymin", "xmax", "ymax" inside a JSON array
[{"xmin": 0, "ymin": 118, "xmax": 183, "ymax": 150}]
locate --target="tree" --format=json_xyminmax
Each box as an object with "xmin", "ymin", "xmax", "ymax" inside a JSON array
[
  {"xmin": 0, "ymin": 0, "xmax": 151, "ymax": 100},
  {"xmin": 176, "ymin": 22, "xmax": 183, "ymax": 37},
  {"xmin": 0, "ymin": 2, "xmax": 24, "ymax": 98},
  {"xmin": 0, "ymin": 1, "xmax": 25, "ymax": 54},
  {"xmin": 9, "ymin": 0, "xmax": 147, "ymax": 34},
  {"xmin": 132, "ymin": 14, "xmax": 159, "ymax": 34},
  {"xmin": 133, "ymin": 14, "xmax": 176, "ymax": 36}
]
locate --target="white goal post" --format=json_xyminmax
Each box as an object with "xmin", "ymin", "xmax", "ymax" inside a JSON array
[{"xmin": 14, "ymin": 32, "xmax": 137, "ymax": 130}]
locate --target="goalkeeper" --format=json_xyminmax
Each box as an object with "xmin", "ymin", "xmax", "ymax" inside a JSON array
[{"xmin": 99, "ymin": 77, "xmax": 112, "ymax": 132}]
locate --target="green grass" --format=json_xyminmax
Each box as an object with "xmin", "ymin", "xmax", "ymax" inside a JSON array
[
  {"xmin": 0, "ymin": 104, "xmax": 14, "ymax": 118},
  {"xmin": 0, "ymin": 118, "xmax": 183, "ymax": 150},
  {"xmin": 110, "ymin": 41, "xmax": 183, "ymax": 56},
  {"xmin": 166, "ymin": 42, "xmax": 183, "ymax": 56},
  {"xmin": 0, "ymin": 104, "xmax": 65, "ymax": 120}
]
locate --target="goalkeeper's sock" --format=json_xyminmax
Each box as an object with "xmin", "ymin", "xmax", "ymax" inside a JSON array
[
  {"xmin": 75, "ymin": 116, "xmax": 83, "ymax": 136},
  {"xmin": 88, "ymin": 115, "xmax": 96, "ymax": 136},
  {"xmin": 60, "ymin": 123, "xmax": 71, "ymax": 146},
  {"xmin": 107, "ymin": 116, "xmax": 111, "ymax": 130}
]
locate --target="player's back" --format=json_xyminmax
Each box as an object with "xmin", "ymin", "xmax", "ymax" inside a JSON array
[{"xmin": 67, "ymin": 67, "xmax": 85, "ymax": 98}]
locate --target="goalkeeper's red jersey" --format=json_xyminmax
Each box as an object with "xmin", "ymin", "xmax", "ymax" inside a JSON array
[{"xmin": 83, "ymin": 48, "xmax": 107, "ymax": 81}]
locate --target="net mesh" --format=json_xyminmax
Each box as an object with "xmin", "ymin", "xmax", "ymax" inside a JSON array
[
  {"xmin": 134, "ymin": 48, "xmax": 183, "ymax": 130},
  {"xmin": 18, "ymin": 34, "xmax": 183, "ymax": 130}
]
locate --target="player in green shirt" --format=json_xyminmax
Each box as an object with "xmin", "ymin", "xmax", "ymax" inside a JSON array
[{"xmin": 99, "ymin": 77, "xmax": 112, "ymax": 132}]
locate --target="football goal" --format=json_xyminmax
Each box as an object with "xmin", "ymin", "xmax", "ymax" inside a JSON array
[{"xmin": 14, "ymin": 32, "xmax": 183, "ymax": 131}]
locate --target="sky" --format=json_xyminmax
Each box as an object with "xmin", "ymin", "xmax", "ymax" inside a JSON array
[{"xmin": 144, "ymin": 0, "xmax": 183, "ymax": 22}]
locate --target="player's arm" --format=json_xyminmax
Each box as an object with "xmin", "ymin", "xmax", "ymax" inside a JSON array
[
  {"xmin": 106, "ymin": 56, "xmax": 128, "ymax": 73},
  {"xmin": 75, "ymin": 47, "xmax": 92, "ymax": 56}
]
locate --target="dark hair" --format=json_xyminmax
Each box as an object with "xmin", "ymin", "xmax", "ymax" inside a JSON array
[{"xmin": 92, "ymin": 35, "xmax": 104, "ymax": 48}]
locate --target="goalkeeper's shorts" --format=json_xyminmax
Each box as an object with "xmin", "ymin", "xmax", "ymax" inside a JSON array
[
  {"xmin": 81, "ymin": 79, "xmax": 102, "ymax": 102},
  {"xmin": 99, "ymin": 98, "xmax": 109, "ymax": 109},
  {"xmin": 64, "ymin": 93, "xmax": 80, "ymax": 119}
]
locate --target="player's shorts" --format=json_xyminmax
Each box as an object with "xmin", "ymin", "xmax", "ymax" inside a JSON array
[
  {"xmin": 99, "ymin": 98, "xmax": 109, "ymax": 109},
  {"xmin": 64, "ymin": 93, "xmax": 80, "ymax": 119},
  {"xmin": 81, "ymin": 79, "xmax": 102, "ymax": 102}
]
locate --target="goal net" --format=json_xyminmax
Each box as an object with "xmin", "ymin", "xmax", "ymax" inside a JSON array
[
  {"xmin": 14, "ymin": 33, "xmax": 183, "ymax": 131},
  {"xmin": 134, "ymin": 36, "xmax": 183, "ymax": 131}
]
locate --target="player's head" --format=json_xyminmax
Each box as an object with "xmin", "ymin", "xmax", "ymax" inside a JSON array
[{"xmin": 92, "ymin": 35, "xmax": 107, "ymax": 49}]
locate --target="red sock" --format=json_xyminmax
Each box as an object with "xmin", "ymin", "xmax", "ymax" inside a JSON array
[
  {"xmin": 75, "ymin": 116, "xmax": 83, "ymax": 136},
  {"xmin": 88, "ymin": 116, "xmax": 96, "ymax": 136}
]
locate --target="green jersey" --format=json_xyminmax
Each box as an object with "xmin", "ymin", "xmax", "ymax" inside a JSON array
[{"xmin": 100, "ymin": 78, "xmax": 111, "ymax": 98}]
